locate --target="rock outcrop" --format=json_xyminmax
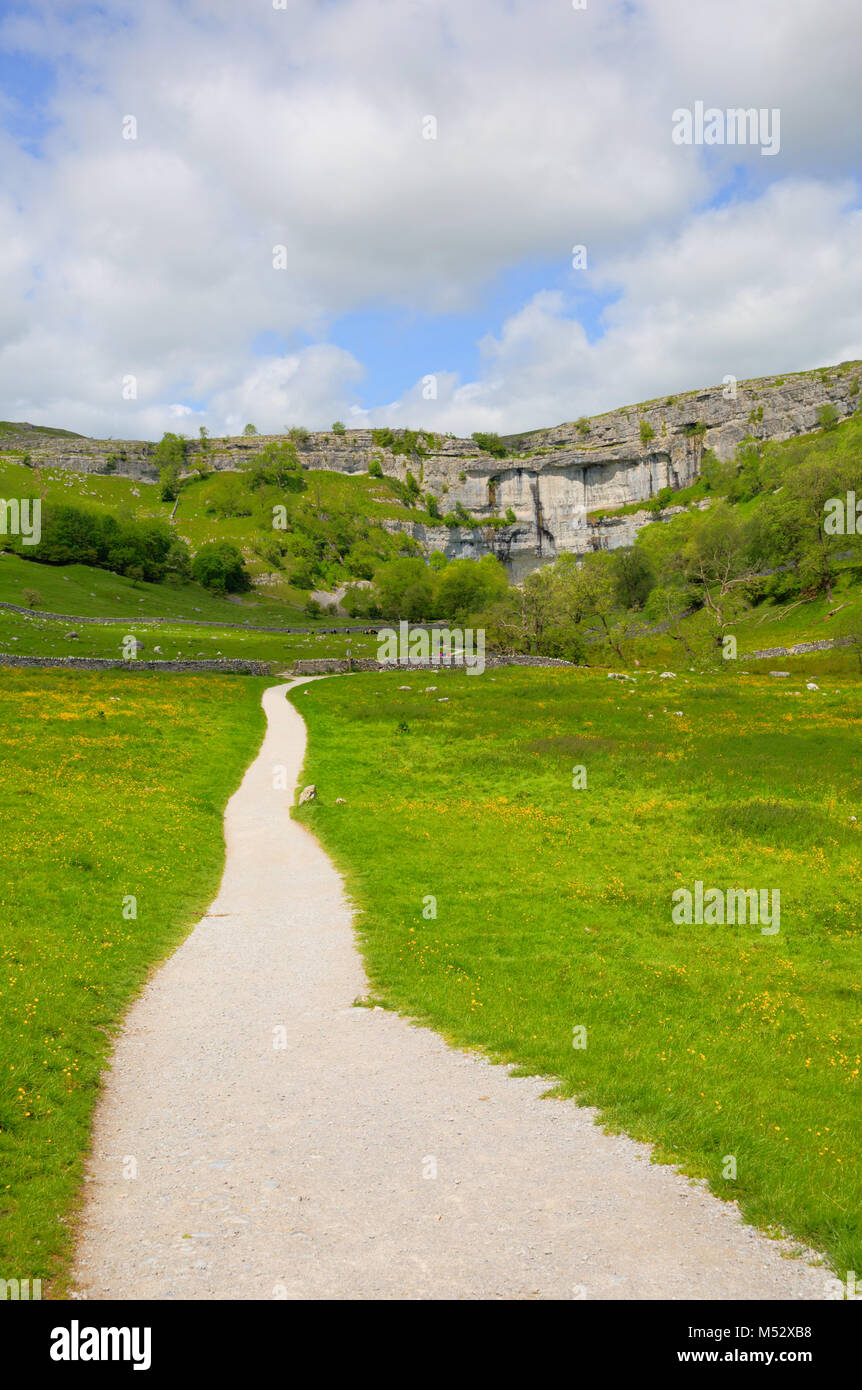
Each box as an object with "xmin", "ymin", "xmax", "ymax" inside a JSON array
[{"xmin": 3, "ymin": 360, "xmax": 858, "ymax": 578}]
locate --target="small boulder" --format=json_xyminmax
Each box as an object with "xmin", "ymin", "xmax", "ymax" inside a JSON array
[
  {"xmin": 298, "ymin": 785, "xmax": 317, "ymax": 805},
  {"xmin": 769, "ymin": 671, "xmax": 790, "ymax": 678},
  {"xmin": 659, "ymin": 671, "xmax": 676, "ymax": 679},
  {"xmin": 335, "ymin": 797, "xmax": 346, "ymax": 805},
  {"xmin": 806, "ymin": 682, "xmax": 819, "ymax": 690},
  {"xmin": 64, "ymin": 631, "xmax": 80, "ymax": 640}
]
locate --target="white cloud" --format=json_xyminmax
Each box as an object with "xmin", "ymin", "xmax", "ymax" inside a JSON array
[
  {"xmin": 372, "ymin": 180, "xmax": 862, "ymax": 433},
  {"xmin": 0, "ymin": 0, "xmax": 859, "ymax": 437}
]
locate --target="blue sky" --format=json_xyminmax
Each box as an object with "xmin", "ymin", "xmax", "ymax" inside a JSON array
[{"xmin": 0, "ymin": 0, "xmax": 860, "ymax": 438}]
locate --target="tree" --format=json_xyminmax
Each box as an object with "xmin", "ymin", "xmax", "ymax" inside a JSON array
[
  {"xmin": 249, "ymin": 440, "xmax": 305, "ymax": 492},
  {"xmin": 191, "ymin": 541, "xmax": 252, "ymax": 594},
  {"xmin": 434, "ymin": 555, "xmax": 508, "ymax": 623},
  {"xmin": 751, "ymin": 454, "xmax": 862, "ymax": 599},
  {"xmin": 373, "ymin": 557, "xmax": 434, "ymax": 619},
  {"xmin": 331, "ymin": 421, "xmax": 346, "ymax": 434},
  {"xmin": 681, "ymin": 503, "xmax": 757, "ymax": 632},
  {"xmin": 153, "ymin": 432, "xmax": 187, "ymax": 501},
  {"xmin": 243, "ymin": 423, "xmax": 258, "ymax": 437},
  {"xmin": 613, "ymin": 546, "xmax": 656, "ymax": 609}
]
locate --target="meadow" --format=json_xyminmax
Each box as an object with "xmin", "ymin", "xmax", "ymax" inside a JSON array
[
  {"xmin": 292, "ymin": 663, "xmax": 862, "ymax": 1277},
  {"xmin": 0, "ymin": 668, "xmax": 274, "ymax": 1289}
]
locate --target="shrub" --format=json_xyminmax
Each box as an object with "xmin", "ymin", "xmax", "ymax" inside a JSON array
[
  {"xmin": 242, "ymin": 423, "xmax": 258, "ymax": 437},
  {"xmin": 14, "ymin": 501, "xmax": 188, "ymax": 584},
  {"xmin": 575, "ymin": 417, "xmax": 591, "ymax": 437},
  {"xmin": 368, "ymin": 458, "xmax": 383, "ymax": 478},
  {"xmin": 191, "ymin": 541, "xmax": 252, "ymax": 594},
  {"xmin": 817, "ymin": 404, "xmax": 838, "ymax": 431},
  {"xmin": 288, "ymin": 426, "xmax": 310, "ymax": 444},
  {"xmin": 471, "ymin": 431, "xmax": 506, "ymax": 459},
  {"xmin": 639, "ymin": 419, "xmax": 655, "ymax": 444},
  {"xmin": 538, "ymin": 626, "xmax": 587, "ymax": 664},
  {"xmin": 332, "ymin": 421, "xmax": 346, "ymax": 434}
]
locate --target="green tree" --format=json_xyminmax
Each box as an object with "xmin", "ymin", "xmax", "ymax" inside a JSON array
[
  {"xmin": 373, "ymin": 557, "xmax": 434, "ymax": 619},
  {"xmin": 153, "ymin": 432, "xmax": 187, "ymax": 501},
  {"xmin": 613, "ymin": 546, "xmax": 656, "ymax": 609},
  {"xmin": 191, "ymin": 541, "xmax": 252, "ymax": 594},
  {"xmin": 434, "ymin": 555, "xmax": 508, "ymax": 623}
]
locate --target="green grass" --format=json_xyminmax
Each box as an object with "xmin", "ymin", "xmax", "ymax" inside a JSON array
[
  {"xmin": 0, "ymin": 668, "xmax": 275, "ymax": 1291},
  {"xmin": 0, "ymin": 603, "xmax": 379, "ymax": 663},
  {"xmin": 0, "ymin": 551, "xmax": 311, "ymax": 626},
  {"xmin": 292, "ymin": 665, "xmax": 862, "ymax": 1277}
]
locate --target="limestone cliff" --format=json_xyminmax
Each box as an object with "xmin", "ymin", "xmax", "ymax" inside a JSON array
[{"xmin": 4, "ymin": 361, "xmax": 859, "ymax": 578}]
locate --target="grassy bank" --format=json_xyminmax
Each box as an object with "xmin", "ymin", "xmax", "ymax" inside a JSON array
[
  {"xmin": 0, "ymin": 668, "xmax": 274, "ymax": 1290},
  {"xmin": 292, "ymin": 665, "xmax": 862, "ymax": 1276}
]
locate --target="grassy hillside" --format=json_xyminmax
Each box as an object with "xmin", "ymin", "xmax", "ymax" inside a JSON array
[{"xmin": 0, "ymin": 453, "xmax": 438, "ymax": 605}]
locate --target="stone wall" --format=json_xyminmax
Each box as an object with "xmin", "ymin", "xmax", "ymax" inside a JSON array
[
  {"xmin": 0, "ymin": 655, "xmax": 275, "ymax": 674},
  {"xmin": 291, "ymin": 654, "xmax": 575, "ymax": 674}
]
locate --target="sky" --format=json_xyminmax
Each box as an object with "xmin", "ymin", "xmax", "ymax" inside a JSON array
[{"xmin": 0, "ymin": 0, "xmax": 860, "ymax": 440}]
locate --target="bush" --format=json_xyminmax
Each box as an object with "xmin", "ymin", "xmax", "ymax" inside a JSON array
[
  {"xmin": 817, "ymin": 404, "xmax": 838, "ymax": 431},
  {"xmin": 639, "ymin": 419, "xmax": 655, "ymax": 444},
  {"xmin": 288, "ymin": 427, "xmax": 310, "ymax": 444},
  {"xmin": 191, "ymin": 541, "xmax": 252, "ymax": 594},
  {"xmin": 332, "ymin": 421, "xmax": 346, "ymax": 434},
  {"xmin": 538, "ymin": 626, "xmax": 587, "ymax": 664},
  {"xmin": 648, "ymin": 486, "xmax": 674, "ymax": 514},
  {"xmin": 368, "ymin": 458, "xmax": 383, "ymax": 478},
  {"xmin": 14, "ymin": 501, "xmax": 188, "ymax": 584},
  {"xmin": 505, "ymin": 507, "xmax": 516, "ymax": 524},
  {"xmin": 471, "ymin": 431, "xmax": 507, "ymax": 459}
]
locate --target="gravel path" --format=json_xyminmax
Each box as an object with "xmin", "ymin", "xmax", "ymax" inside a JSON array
[{"xmin": 72, "ymin": 680, "xmax": 839, "ymax": 1300}]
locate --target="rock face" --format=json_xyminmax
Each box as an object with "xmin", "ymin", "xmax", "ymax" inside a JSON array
[{"xmin": 5, "ymin": 362, "xmax": 858, "ymax": 577}]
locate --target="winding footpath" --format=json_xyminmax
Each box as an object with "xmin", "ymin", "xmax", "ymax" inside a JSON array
[{"xmin": 72, "ymin": 681, "xmax": 839, "ymax": 1300}]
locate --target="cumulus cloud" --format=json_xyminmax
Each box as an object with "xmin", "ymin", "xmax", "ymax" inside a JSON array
[
  {"xmin": 0, "ymin": 0, "xmax": 859, "ymax": 436},
  {"xmin": 373, "ymin": 180, "xmax": 862, "ymax": 434}
]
